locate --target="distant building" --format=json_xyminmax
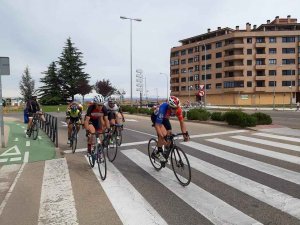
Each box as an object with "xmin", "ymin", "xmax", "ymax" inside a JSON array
[{"xmin": 170, "ymin": 15, "xmax": 300, "ymax": 106}]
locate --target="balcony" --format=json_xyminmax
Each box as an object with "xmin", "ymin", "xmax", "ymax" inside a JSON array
[
  {"xmin": 223, "ymin": 43, "xmax": 244, "ymax": 50},
  {"xmin": 224, "ymin": 54, "xmax": 244, "ymax": 60},
  {"xmin": 255, "ymin": 87, "xmax": 266, "ymax": 92},
  {"xmin": 255, "ymin": 42, "xmax": 266, "ymax": 47},
  {"xmin": 255, "ymin": 76, "xmax": 266, "ymax": 80},
  {"xmin": 224, "ymin": 65, "xmax": 245, "ymax": 71},
  {"xmin": 255, "ymin": 64, "xmax": 266, "ymax": 70}
]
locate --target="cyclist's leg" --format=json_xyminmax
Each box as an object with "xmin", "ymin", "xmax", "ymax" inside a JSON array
[
  {"xmin": 87, "ymin": 123, "xmax": 96, "ymax": 154},
  {"xmin": 26, "ymin": 113, "xmax": 33, "ymax": 134},
  {"xmin": 76, "ymin": 118, "xmax": 81, "ymax": 133},
  {"xmin": 163, "ymin": 118, "xmax": 172, "ymax": 148},
  {"xmin": 67, "ymin": 119, "xmax": 74, "ymax": 141}
]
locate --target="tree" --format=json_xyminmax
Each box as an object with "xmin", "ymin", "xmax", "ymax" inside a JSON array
[
  {"xmin": 77, "ymin": 79, "xmax": 92, "ymax": 103},
  {"xmin": 39, "ymin": 62, "xmax": 64, "ymax": 105},
  {"xmin": 94, "ymin": 79, "xmax": 116, "ymax": 98},
  {"xmin": 58, "ymin": 37, "xmax": 90, "ymax": 101},
  {"xmin": 19, "ymin": 66, "xmax": 35, "ymax": 102}
]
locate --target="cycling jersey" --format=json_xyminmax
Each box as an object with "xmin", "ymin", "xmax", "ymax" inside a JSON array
[
  {"xmin": 104, "ymin": 102, "xmax": 120, "ymax": 113},
  {"xmin": 66, "ymin": 109, "xmax": 81, "ymax": 119},
  {"xmin": 154, "ymin": 102, "xmax": 183, "ymax": 124},
  {"xmin": 86, "ymin": 104, "xmax": 108, "ymax": 121}
]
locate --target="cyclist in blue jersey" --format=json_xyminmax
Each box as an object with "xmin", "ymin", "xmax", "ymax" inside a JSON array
[{"xmin": 151, "ymin": 96, "xmax": 189, "ymax": 162}]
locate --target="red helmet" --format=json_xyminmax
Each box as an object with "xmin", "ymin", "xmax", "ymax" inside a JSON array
[{"xmin": 168, "ymin": 96, "xmax": 180, "ymax": 108}]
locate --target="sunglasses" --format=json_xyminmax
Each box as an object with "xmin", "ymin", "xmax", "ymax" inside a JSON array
[{"xmin": 96, "ymin": 104, "xmax": 104, "ymax": 106}]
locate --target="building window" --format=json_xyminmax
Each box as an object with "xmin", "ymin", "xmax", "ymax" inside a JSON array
[
  {"xmin": 216, "ymin": 63, "xmax": 222, "ymax": 68},
  {"xmin": 194, "ymin": 84, "xmax": 199, "ymax": 90},
  {"xmin": 224, "ymin": 81, "xmax": 244, "ymax": 88},
  {"xmin": 181, "ymin": 77, "xmax": 186, "ymax": 82},
  {"xmin": 256, "ymin": 37, "xmax": 265, "ymax": 43},
  {"xmin": 282, "ymin": 59, "xmax": 295, "ymax": 64},
  {"xmin": 269, "ymin": 59, "xmax": 277, "ymax": 64},
  {"xmin": 282, "ymin": 37, "xmax": 295, "ymax": 43},
  {"xmin": 181, "ymin": 68, "xmax": 186, "ymax": 73},
  {"xmin": 194, "ymin": 74, "xmax": 199, "ymax": 81},
  {"xmin": 247, "ymin": 81, "xmax": 252, "ymax": 87},
  {"xmin": 194, "ymin": 55, "xmax": 199, "ymax": 62},
  {"xmin": 269, "ymin": 48, "xmax": 277, "ymax": 54},
  {"xmin": 269, "ymin": 81, "xmax": 276, "ymax": 87},
  {"xmin": 206, "ymin": 84, "xmax": 211, "ymax": 90},
  {"xmin": 194, "ymin": 46, "xmax": 200, "ymax": 52},
  {"xmin": 247, "ymin": 49, "xmax": 252, "ymax": 54},
  {"xmin": 269, "ymin": 37, "xmax": 276, "ymax": 43},
  {"xmin": 216, "ymin": 42, "xmax": 222, "ymax": 48},
  {"xmin": 181, "ymin": 50, "xmax": 186, "ymax": 55},
  {"xmin": 216, "ymin": 52, "xmax": 222, "ymax": 58},
  {"xmin": 202, "ymin": 54, "xmax": 211, "ymax": 60},
  {"xmin": 216, "ymin": 73, "xmax": 222, "ymax": 78},
  {"xmin": 247, "ymin": 71, "xmax": 252, "ymax": 76},
  {"xmin": 282, "ymin": 70, "xmax": 295, "ymax": 75},
  {"xmin": 201, "ymin": 74, "xmax": 211, "ymax": 80},
  {"xmin": 189, "ymin": 76, "xmax": 193, "ymax": 81},
  {"xmin": 247, "ymin": 60, "xmax": 252, "ymax": 65},
  {"xmin": 194, "ymin": 65, "xmax": 200, "ymax": 71},
  {"xmin": 282, "ymin": 48, "xmax": 295, "ymax": 54},
  {"xmin": 256, "ymin": 59, "xmax": 265, "ymax": 65},
  {"xmin": 188, "ymin": 48, "xmax": 193, "ymax": 54},
  {"xmin": 282, "ymin": 81, "xmax": 295, "ymax": 86},
  {"xmin": 171, "ymin": 51, "xmax": 179, "ymax": 57},
  {"xmin": 216, "ymin": 83, "xmax": 222, "ymax": 89},
  {"xmin": 181, "ymin": 86, "xmax": 186, "ymax": 91},
  {"xmin": 247, "ymin": 38, "xmax": 252, "ymax": 43},
  {"xmin": 181, "ymin": 59, "xmax": 186, "ymax": 64},
  {"xmin": 269, "ymin": 70, "xmax": 276, "ymax": 76},
  {"xmin": 188, "ymin": 58, "xmax": 193, "ymax": 63}
]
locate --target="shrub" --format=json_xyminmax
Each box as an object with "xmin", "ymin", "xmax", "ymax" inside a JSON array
[
  {"xmin": 210, "ymin": 112, "xmax": 224, "ymax": 121},
  {"xmin": 251, "ymin": 112, "xmax": 272, "ymax": 125},
  {"xmin": 187, "ymin": 109, "xmax": 210, "ymax": 121},
  {"xmin": 223, "ymin": 110, "xmax": 256, "ymax": 127}
]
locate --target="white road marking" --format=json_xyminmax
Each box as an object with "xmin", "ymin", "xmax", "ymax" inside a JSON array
[
  {"xmin": 0, "ymin": 162, "xmax": 26, "ymax": 216},
  {"xmin": 38, "ymin": 158, "xmax": 78, "ymax": 225},
  {"xmin": 10, "ymin": 157, "xmax": 21, "ymax": 162},
  {"xmin": 64, "ymin": 148, "xmax": 86, "ymax": 154},
  {"xmin": 26, "ymin": 141, "xmax": 30, "ymax": 147},
  {"xmin": 13, "ymin": 138, "xmax": 18, "ymax": 142},
  {"xmin": 16, "ymin": 123, "xmax": 20, "ymax": 126},
  {"xmin": 38, "ymin": 136, "xmax": 42, "ymax": 140},
  {"xmin": 122, "ymin": 149, "xmax": 261, "ymax": 225},
  {"xmin": 0, "ymin": 159, "xmax": 8, "ymax": 163},
  {"xmin": 189, "ymin": 130, "xmax": 248, "ymax": 138},
  {"xmin": 124, "ymin": 128, "xmax": 156, "ymax": 137},
  {"xmin": 0, "ymin": 164, "xmax": 21, "ymax": 193},
  {"xmin": 232, "ymin": 135, "xmax": 300, "ymax": 152},
  {"xmin": 23, "ymin": 152, "xmax": 29, "ymax": 163},
  {"xmin": 207, "ymin": 138, "xmax": 300, "ymax": 164},
  {"xmin": 185, "ymin": 152, "xmax": 300, "ymax": 220},
  {"xmin": 60, "ymin": 121, "xmax": 68, "ymax": 127},
  {"xmin": 87, "ymin": 157, "xmax": 168, "ymax": 225},
  {"xmin": 0, "ymin": 145, "xmax": 21, "ymax": 157},
  {"xmin": 253, "ymin": 132, "xmax": 300, "ymax": 143},
  {"xmin": 125, "ymin": 119, "xmax": 138, "ymax": 122},
  {"xmin": 182, "ymin": 141, "xmax": 300, "ymax": 185},
  {"xmin": 21, "ymin": 126, "xmax": 25, "ymax": 129}
]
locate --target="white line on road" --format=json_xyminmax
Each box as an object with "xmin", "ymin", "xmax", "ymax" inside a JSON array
[
  {"xmin": 60, "ymin": 121, "xmax": 68, "ymax": 127},
  {"xmin": 23, "ymin": 152, "xmax": 29, "ymax": 163},
  {"xmin": 0, "ymin": 159, "xmax": 8, "ymax": 163},
  {"xmin": 124, "ymin": 127, "xmax": 156, "ymax": 137},
  {"xmin": 38, "ymin": 158, "xmax": 78, "ymax": 225},
  {"xmin": 185, "ymin": 152, "xmax": 300, "ymax": 220},
  {"xmin": 88, "ymin": 157, "xmax": 168, "ymax": 225},
  {"xmin": 125, "ymin": 119, "xmax": 138, "ymax": 122},
  {"xmin": 232, "ymin": 135, "xmax": 300, "ymax": 152},
  {"xmin": 13, "ymin": 138, "xmax": 18, "ymax": 142},
  {"xmin": 10, "ymin": 157, "xmax": 21, "ymax": 162},
  {"xmin": 38, "ymin": 136, "xmax": 42, "ymax": 140},
  {"xmin": 26, "ymin": 141, "xmax": 30, "ymax": 147},
  {"xmin": 182, "ymin": 141, "xmax": 300, "ymax": 185},
  {"xmin": 189, "ymin": 130, "xmax": 248, "ymax": 138},
  {"xmin": 207, "ymin": 138, "xmax": 300, "ymax": 164},
  {"xmin": 253, "ymin": 132, "xmax": 300, "ymax": 143},
  {"xmin": 122, "ymin": 149, "xmax": 261, "ymax": 225}
]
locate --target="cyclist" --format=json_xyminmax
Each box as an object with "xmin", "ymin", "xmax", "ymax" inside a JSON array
[
  {"xmin": 84, "ymin": 94, "xmax": 110, "ymax": 154},
  {"xmin": 66, "ymin": 104, "xmax": 82, "ymax": 144},
  {"xmin": 25, "ymin": 95, "xmax": 46, "ymax": 136},
  {"xmin": 67, "ymin": 101, "xmax": 83, "ymax": 114},
  {"xmin": 151, "ymin": 96, "xmax": 189, "ymax": 162},
  {"xmin": 104, "ymin": 97, "xmax": 125, "ymax": 126}
]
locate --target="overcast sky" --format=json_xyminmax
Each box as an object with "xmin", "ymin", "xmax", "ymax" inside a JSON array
[{"xmin": 0, "ymin": 0, "xmax": 299, "ymax": 98}]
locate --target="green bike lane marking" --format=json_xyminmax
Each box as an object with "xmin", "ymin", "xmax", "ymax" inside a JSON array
[{"xmin": 0, "ymin": 121, "xmax": 56, "ymax": 165}]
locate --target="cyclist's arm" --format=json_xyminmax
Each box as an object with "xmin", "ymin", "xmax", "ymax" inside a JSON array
[{"xmin": 102, "ymin": 106, "xmax": 110, "ymax": 130}]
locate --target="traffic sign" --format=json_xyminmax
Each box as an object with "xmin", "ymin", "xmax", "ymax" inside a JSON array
[{"xmin": 199, "ymin": 85, "xmax": 205, "ymax": 90}]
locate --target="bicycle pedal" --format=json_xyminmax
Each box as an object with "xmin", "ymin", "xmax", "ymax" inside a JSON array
[{"xmin": 161, "ymin": 162, "xmax": 166, "ymax": 168}]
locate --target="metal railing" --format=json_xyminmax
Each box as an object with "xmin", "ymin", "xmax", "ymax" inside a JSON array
[{"xmin": 40, "ymin": 113, "xmax": 58, "ymax": 147}]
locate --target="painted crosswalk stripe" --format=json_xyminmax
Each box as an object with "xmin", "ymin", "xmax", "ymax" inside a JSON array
[
  {"xmin": 38, "ymin": 136, "xmax": 42, "ymax": 140},
  {"xmin": 182, "ymin": 141, "xmax": 300, "ymax": 185},
  {"xmin": 88, "ymin": 157, "xmax": 168, "ymax": 225},
  {"xmin": 183, "ymin": 151, "xmax": 300, "ymax": 220},
  {"xmin": 38, "ymin": 158, "xmax": 78, "ymax": 225},
  {"xmin": 189, "ymin": 130, "xmax": 248, "ymax": 138},
  {"xmin": 232, "ymin": 135, "xmax": 300, "ymax": 152},
  {"xmin": 253, "ymin": 132, "xmax": 300, "ymax": 143},
  {"xmin": 23, "ymin": 152, "xmax": 29, "ymax": 163},
  {"xmin": 207, "ymin": 138, "xmax": 300, "ymax": 164},
  {"xmin": 26, "ymin": 141, "xmax": 30, "ymax": 147},
  {"xmin": 122, "ymin": 149, "xmax": 261, "ymax": 225}
]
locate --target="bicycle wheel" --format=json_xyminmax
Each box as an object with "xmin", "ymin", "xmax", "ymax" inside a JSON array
[
  {"xmin": 107, "ymin": 133, "xmax": 118, "ymax": 162},
  {"xmin": 71, "ymin": 127, "xmax": 77, "ymax": 153},
  {"xmin": 88, "ymin": 149, "xmax": 96, "ymax": 168},
  {"xmin": 116, "ymin": 128, "xmax": 122, "ymax": 146},
  {"xmin": 170, "ymin": 146, "xmax": 191, "ymax": 186},
  {"xmin": 96, "ymin": 144, "xmax": 107, "ymax": 180},
  {"xmin": 32, "ymin": 122, "xmax": 39, "ymax": 140},
  {"xmin": 148, "ymin": 138, "xmax": 162, "ymax": 171}
]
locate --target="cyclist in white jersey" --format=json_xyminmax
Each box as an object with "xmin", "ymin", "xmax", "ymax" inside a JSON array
[{"xmin": 104, "ymin": 97, "xmax": 125, "ymax": 125}]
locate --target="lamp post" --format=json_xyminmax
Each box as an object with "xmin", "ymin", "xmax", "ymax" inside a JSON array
[
  {"xmin": 289, "ymin": 85, "xmax": 292, "ymax": 109},
  {"xmin": 160, "ymin": 73, "xmax": 169, "ymax": 100},
  {"xmin": 120, "ymin": 16, "xmax": 142, "ymax": 106},
  {"xmin": 204, "ymin": 44, "xmax": 207, "ymax": 108}
]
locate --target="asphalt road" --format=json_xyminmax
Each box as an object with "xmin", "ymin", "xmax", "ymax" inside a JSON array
[{"xmin": 0, "ymin": 112, "xmax": 300, "ymax": 225}]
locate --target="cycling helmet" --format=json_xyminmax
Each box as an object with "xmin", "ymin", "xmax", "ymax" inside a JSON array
[
  {"xmin": 168, "ymin": 96, "xmax": 180, "ymax": 108},
  {"xmin": 108, "ymin": 96, "xmax": 116, "ymax": 104},
  {"xmin": 70, "ymin": 105, "xmax": 77, "ymax": 112},
  {"xmin": 93, "ymin": 94, "xmax": 105, "ymax": 105}
]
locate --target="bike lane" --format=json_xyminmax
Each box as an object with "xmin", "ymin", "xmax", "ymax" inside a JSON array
[{"xmin": 0, "ymin": 121, "xmax": 56, "ymax": 165}]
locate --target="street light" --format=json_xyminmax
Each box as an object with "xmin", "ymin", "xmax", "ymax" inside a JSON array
[
  {"xmin": 160, "ymin": 72, "xmax": 169, "ymax": 100},
  {"xmin": 289, "ymin": 85, "xmax": 292, "ymax": 109},
  {"xmin": 120, "ymin": 16, "xmax": 142, "ymax": 106},
  {"xmin": 203, "ymin": 44, "xmax": 207, "ymax": 108}
]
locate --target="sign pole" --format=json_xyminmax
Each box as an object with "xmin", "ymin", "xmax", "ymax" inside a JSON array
[{"xmin": 0, "ymin": 75, "xmax": 4, "ymax": 147}]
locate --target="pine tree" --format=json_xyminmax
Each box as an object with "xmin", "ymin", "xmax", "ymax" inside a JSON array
[
  {"xmin": 58, "ymin": 37, "xmax": 90, "ymax": 101},
  {"xmin": 95, "ymin": 79, "xmax": 116, "ymax": 98},
  {"xmin": 19, "ymin": 66, "xmax": 35, "ymax": 101},
  {"xmin": 39, "ymin": 61, "xmax": 63, "ymax": 105}
]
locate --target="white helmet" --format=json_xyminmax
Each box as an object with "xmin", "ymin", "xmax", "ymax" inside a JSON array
[
  {"xmin": 168, "ymin": 96, "xmax": 180, "ymax": 108},
  {"xmin": 93, "ymin": 94, "xmax": 105, "ymax": 105}
]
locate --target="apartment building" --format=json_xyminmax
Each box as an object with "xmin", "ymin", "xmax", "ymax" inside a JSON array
[{"xmin": 170, "ymin": 15, "xmax": 300, "ymax": 106}]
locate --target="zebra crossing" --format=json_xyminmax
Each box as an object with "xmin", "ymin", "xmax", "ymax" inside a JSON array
[{"xmin": 0, "ymin": 130, "xmax": 299, "ymax": 225}]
